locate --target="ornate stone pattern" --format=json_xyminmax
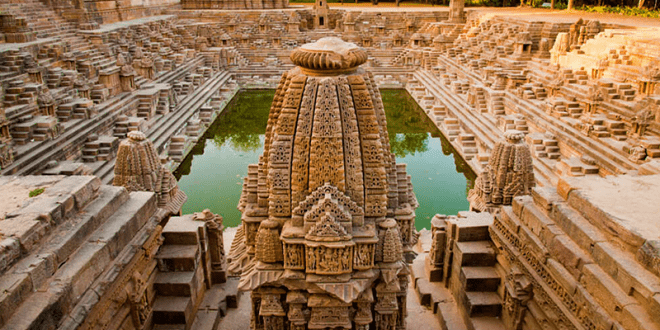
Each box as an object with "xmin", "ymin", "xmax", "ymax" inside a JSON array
[
  {"xmin": 337, "ymin": 76, "xmax": 365, "ymax": 209},
  {"xmin": 256, "ymin": 220, "xmax": 284, "ymax": 263},
  {"xmin": 268, "ymin": 74, "xmax": 305, "ymax": 217},
  {"xmin": 310, "ymin": 307, "xmax": 350, "ymax": 328},
  {"xmin": 309, "ymin": 78, "xmax": 346, "ymax": 193},
  {"xmin": 231, "ymin": 38, "xmax": 415, "ymax": 330},
  {"xmin": 348, "ymin": 75, "xmax": 388, "ymax": 217},
  {"xmin": 305, "ymin": 245, "xmax": 354, "ymax": 275},
  {"xmin": 353, "ymin": 243, "xmax": 375, "ymax": 270},
  {"xmin": 283, "ymin": 243, "xmax": 305, "ymax": 270},
  {"xmin": 291, "ymin": 77, "xmax": 319, "ymax": 208},
  {"xmin": 490, "ymin": 216, "xmax": 604, "ymax": 330},
  {"xmin": 79, "ymin": 226, "xmax": 163, "ymax": 330}
]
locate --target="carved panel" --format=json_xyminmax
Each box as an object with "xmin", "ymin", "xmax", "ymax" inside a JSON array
[
  {"xmin": 309, "ymin": 306, "xmax": 351, "ymax": 329},
  {"xmin": 353, "ymin": 243, "xmax": 375, "ymax": 270},
  {"xmin": 284, "ymin": 243, "xmax": 305, "ymax": 270},
  {"xmin": 305, "ymin": 245, "xmax": 353, "ymax": 275}
]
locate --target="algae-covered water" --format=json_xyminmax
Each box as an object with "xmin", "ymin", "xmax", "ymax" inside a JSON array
[{"xmin": 175, "ymin": 90, "xmax": 475, "ymax": 230}]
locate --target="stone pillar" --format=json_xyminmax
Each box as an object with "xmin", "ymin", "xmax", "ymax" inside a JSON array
[
  {"xmin": 426, "ymin": 214, "xmax": 447, "ymax": 282},
  {"xmin": 375, "ymin": 281, "xmax": 399, "ymax": 330},
  {"xmin": 448, "ymin": 0, "xmax": 465, "ymax": 23},
  {"xmin": 501, "ymin": 268, "xmax": 533, "ymax": 330},
  {"xmin": 37, "ymin": 88, "xmax": 56, "ymax": 117},
  {"xmin": 120, "ymin": 72, "xmax": 136, "ymax": 92},
  {"xmin": 196, "ymin": 209, "xmax": 226, "ymax": 284},
  {"xmin": 258, "ymin": 290, "xmax": 286, "ymax": 329}
]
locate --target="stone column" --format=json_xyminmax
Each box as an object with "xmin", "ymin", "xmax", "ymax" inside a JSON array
[
  {"xmin": 426, "ymin": 214, "xmax": 447, "ymax": 282},
  {"xmin": 198, "ymin": 209, "xmax": 226, "ymax": 284},
  {"xmin": 448, "ymin": 0, "xmax": 465, "ymax": 23}
]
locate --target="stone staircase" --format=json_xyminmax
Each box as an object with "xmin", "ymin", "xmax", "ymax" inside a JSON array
[
  {"xmin": 81, "ymin": 134, "xmax": 119, "ymax": 162},
  {"xmin": 0, "ymin": 175, "xmax": 162, "ymax": 329},
  {"xmin": 527, "ymin": 132, "xmax": 561, "ymax": 160},
  {"xmin": 446, "ymin": 215, "xmax": 504, "ymax": 330},
  {"xmin": 153, "ymin": 214, "xmax": 237, "ymax": 330},
  {"xmin": 0, "ymin": 0, "xmax": 120, "ymax": 81},
  {"xmin": 153, "ymin": 223, "xmax": 206, "ymax": 329}
]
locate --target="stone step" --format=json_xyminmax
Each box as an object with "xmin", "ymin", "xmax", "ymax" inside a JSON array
[
  {"xmin": 470, "ymin": 316, "xmax": 506, "ymax": 330},
  {"xmin": 155, "ymin": 268, "xmax": 205, "ymax": 298},
  {"xmin": 460, "ymin": 267, "xmax": 500, "ymax": 292},
  {"xmin": 1, "ymin": 191, "xmax": 157, "ymax": 330},
  {"xmin": 153, "ymin": 296, "xmax": 194, "ymax": 325},
  {"xmin": 464, "ymin": 292, "xmax": 501, "ymax": 317},
  {"xmin": 453, "ymin": 219, "xmax": 491, "ymax": 242},
  {"xmin": 191, "ymin": 280, "xmax": 240, "ymax": 329},
  {"xmin": 454, "ymin": 241, "xmax": 497, "ymax": 267},
  {"xmin": 157, "ymin": 244, "xmax": 200, "ymax": 272},
  {"xmin": 162, "ymin": 216, "xmax": 205, "ymax": 245}
]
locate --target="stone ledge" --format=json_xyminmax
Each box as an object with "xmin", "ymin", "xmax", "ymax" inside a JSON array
[{"xmin": 0, "ymin": 176, "xmax": 101, "ymax": 275}]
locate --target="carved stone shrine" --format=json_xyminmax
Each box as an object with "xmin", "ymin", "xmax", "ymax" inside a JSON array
[{"xmin": 228, "ymin": 37, "xmax": 417, "ymax": 330}]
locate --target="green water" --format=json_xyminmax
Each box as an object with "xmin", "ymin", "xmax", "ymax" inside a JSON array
[{"xmin": 175, "ymin": 90, "xmax": 475, "ymax": 230}]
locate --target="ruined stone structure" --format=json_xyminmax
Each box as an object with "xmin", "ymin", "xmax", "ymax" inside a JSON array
[
  {"xmin": 228, "ymin": 37, "xmax": 417, "ymax": 330},
  {"xmin": 0, "ymin": 0, "xmax": 660, "ymax": 329}
]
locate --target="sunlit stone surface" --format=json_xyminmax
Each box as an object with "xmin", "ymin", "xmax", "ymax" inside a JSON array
[{"xmin": 0, "ymin": 1, "xmax": 659, "ymax": 329}]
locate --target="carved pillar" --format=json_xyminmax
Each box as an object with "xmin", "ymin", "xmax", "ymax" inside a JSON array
[
  {"xmin": 502, "ymin": 268, "xmax": 534, "ymax": 330},
  {"xmin": 374, "ymin": 279, "xmax": 400, "ymax": 330},
  {"xmin": 28, "ymin": 69, "xmax": 43, "ymax": 84},
  {"xmin": 120, "ymin": 61, "xmax": 136, "ymax": 92},
  {"xmin": 202, "ymin": 210, "xmax": 226, "ymax": 284},
  {"xmin": 37, "ymin": 88, "xmax": 56, "ymax": 117},
  {"xmin": 259, "ymin": 291, "xmax": 286, "ymax": 330},
  {"xmin": 286, "ymin": 291, "xmax": 307, "ymax": 330},
  {"xmin": 354, "ymin": 290, "xmax": 373, "ymax": 329},
  {"xmin": 427, "ymin": 214, "xmax": 447, "ymax": 282},
  {"xmin": 250, "ymin": 292, "xmax": 264, "ymax": 330}
]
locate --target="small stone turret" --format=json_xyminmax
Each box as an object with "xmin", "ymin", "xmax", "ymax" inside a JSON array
[
  {"xmin": 113, "ymin": 130, "xmax": 187, "ymax": 214},
  {"xmin": 468, "ymin": 130, "xmax": 534, "ymax": 213}
]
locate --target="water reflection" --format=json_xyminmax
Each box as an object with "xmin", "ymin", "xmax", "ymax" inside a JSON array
[
  {"xmin": 382, "ymin": 90, "xmax": 476, "ymax": 230},
  {"xmin": 176, "ymin": 89, "xmax": 475, "ymax": 230}
]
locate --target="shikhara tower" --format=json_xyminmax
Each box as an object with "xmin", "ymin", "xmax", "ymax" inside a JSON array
[{"xmin": 228, "ymin": 37, "xmax": 419, "ymax": 330}]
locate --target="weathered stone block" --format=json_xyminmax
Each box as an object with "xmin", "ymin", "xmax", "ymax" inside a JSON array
[
  {"xmin": 620, "ymin": 303, "xmax": 660, "ymax": 330},
  {"xmin": 637, "ymin": 240, "xmax": 660, "ymax": 278},
  {"xmin": 581, "ymin": 263, "xmax": 636, "ymax": 315},
  {"xmin": 551, "ymin": 202, "xmax": 607, "ymax": 254}
]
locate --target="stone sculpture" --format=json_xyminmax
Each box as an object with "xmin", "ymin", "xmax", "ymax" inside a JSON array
[
  {"xmin": 228, "ymin": 37, "xmax": 417, "ymax": 330},
  {"xmin": 113, "ymin": 130, "xmax": 187, "ymax": 215}
]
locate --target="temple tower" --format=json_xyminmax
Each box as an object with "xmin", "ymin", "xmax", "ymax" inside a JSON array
[
  {"xmin": 468, "ymin": 130, "xmax": 535, "ymax": 213},
  {"xmin": 228, "ymin": 37, "xmax": 418, "ymax": 330},
  {"xmin": 113, "ymin": 130, "xmax": 187, "ymax": 215}
]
